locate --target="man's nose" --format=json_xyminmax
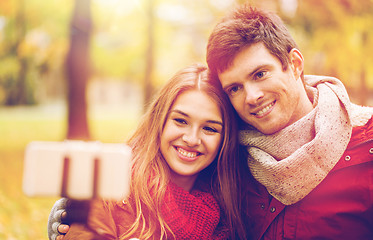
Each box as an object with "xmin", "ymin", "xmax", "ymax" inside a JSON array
[{"xmin": 244, "ymin": 84, "xmax": 264, "ymax": 105}]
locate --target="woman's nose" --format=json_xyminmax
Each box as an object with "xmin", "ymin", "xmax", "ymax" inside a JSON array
[{"xmin": 182, "ymin": 130, "xmax": 201, "ymax": 146}]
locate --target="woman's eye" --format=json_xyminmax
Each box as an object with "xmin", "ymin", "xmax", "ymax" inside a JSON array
[
  {"xmin": 203, "ymin": 126, "xmax": 218, "ymax": 133},
  {"xmin": 173, "ymin": 118, "xmax": 187, "ymax": 125}
]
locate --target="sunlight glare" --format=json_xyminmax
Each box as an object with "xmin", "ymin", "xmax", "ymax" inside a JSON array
[
  {"xmin": 157, "ymin": 3, "xmax": 189, "ymax": 23},
  {"xmin": 93, "ymin": 0, "xmax": 142, "ymax": 16},
  {"xmin": 209, "ymin": 0, "xmax": 234, "ymax": 10},
  {"xmin": 280, "ymin": 0, "xmax": 298, "ymax": 17}
]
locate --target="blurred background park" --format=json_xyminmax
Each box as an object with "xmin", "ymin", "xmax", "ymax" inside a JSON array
[{"xmin": 0, "ymin": 0, "xmax": 373, "ymax": 239}]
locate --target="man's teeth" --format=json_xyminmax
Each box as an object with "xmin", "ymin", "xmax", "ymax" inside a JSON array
[
  {"xmin": 256, "ymin": 102, "xmax": 274, "ymax": 116},
  {"xmin": 178, "ymin": 148, "xmax": 197, "ymax": 158}
]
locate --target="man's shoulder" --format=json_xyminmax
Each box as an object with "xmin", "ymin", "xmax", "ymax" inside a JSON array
[
  {"xmin": 350, "ymin": 103, "xmax": 373, "ymax": 127},
  {"xmin": 332, "ymin": 115, "xmax": 373, "ymax": 172},
  {"xmin": 350, "ymin": 112, "xmax": 373, "ymax": 146}
]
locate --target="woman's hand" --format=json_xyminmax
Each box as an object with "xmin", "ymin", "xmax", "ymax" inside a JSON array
[
  {"xmin": 48, "ymin": 198, "xmax": 70, "ymax": 240},
  {"xmin": 55, "ymin": 211, "xmax": 70, "ymax": 239}
]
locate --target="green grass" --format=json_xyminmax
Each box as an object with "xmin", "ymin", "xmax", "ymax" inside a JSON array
[{"xmin": 0, "ymin": 104, "xmax": 139, "ymax": 239}]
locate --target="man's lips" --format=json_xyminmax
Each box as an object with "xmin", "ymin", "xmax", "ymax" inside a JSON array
[{"xmin": 252, "ymin": 101, "xmax": 275, "ymax": 117}]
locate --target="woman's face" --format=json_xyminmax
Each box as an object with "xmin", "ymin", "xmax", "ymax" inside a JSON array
[{"xmin": 160, "ymin": 89, "xmax": 223, "ymax": 191}]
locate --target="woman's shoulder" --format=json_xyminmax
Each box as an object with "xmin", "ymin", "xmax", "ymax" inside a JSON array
[
  {"xmin": 106, "ymin": 199, "xmax": 136, "ymax": 223},
  {"xmin": 64, "ymin": 223, "xmax": 97, "ymax": 240},
  {"xmin": 67, "ymin": 199, "xmax": 135, "ymax": 240}
]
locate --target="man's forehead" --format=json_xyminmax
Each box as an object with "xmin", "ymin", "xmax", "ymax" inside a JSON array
[{"xmin": 218, "ymin": 45, "xmax": 269, "ymax": 80}]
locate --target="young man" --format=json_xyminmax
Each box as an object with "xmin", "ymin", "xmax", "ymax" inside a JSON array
[{"xmin": 206, "ymin": 4, "xmax": 373, "ymax": 240}]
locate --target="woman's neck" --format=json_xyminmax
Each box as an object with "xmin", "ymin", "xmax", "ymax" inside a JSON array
[{"xmin": 170, "ymin": 173, "xmax": 198, "ymax": 192}]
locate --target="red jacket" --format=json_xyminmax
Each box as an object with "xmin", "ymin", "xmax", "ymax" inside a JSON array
[
  {"xmin": 242, "ymin": 116, "xmax": 373, "ymax": 240},
  {"xmin": 64, "ymin": 181, "xmax": 229, "ymax": 240}
]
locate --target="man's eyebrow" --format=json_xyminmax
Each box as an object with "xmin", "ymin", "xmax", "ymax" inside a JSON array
[
  {"xmin": 222, "ymin": 64, "xmax": 270, "ymax": 91},
  {"xmin": 248, "ymin": 64, "xmax": 269, "ymax": 77},
  {"xmin": 246, "ymin": 64, "xmax": 274, "ymax": 81}
]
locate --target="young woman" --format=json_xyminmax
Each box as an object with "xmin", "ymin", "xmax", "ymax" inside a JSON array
[{"xmin": 48, "ymin": 63, "xmax": 245, "ymax": 240}]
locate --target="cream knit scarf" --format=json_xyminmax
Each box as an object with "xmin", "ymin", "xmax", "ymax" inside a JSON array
[{"xmin": 239, "ymin": 75, "xmax": 373, "ymax": 205}]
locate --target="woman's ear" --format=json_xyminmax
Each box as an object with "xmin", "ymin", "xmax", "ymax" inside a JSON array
[{"xmin": 289, "ymin": 48, "xmax": 304, "ymax": 80}]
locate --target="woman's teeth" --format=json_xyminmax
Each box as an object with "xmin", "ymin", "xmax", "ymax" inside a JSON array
[{"xmin": 178, "ymin": 148, "xmax": 197, "ymax": 158}]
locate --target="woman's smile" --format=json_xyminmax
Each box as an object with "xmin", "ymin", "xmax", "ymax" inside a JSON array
[
  {"xmin": 175, "ymin": 146, "xmax": 201, "ymax": 161},
  {"xmin": 160, "ymin": 89, "xmax": 223, "ymax": 185}
]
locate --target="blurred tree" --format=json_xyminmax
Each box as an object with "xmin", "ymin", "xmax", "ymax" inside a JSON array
[
  {"xmin": 66, "ymin": 0, "xmax": 92, "ymax": 140},
  {"xmin": 144, "ymin": 0, "xmax": 155, "ymax": 108},
  {"xmin": 1, "ymin": 0, "xmax": 371, "ymax": 109},
  {"xmin": 0, "ymin": 0, "xmax": 70, "ymax": 106},
  {"xmin": 288, "ymin": 0, "xmax": 373, "ymax": 105},
  {"xmin": 12, "ymin": 0, "xmax": 28, "ymax": 105},
  {"xmin": 0, "ymin": 0, "xmax": 35, "ymax": 105}
]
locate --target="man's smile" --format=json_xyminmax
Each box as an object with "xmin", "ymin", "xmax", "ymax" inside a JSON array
[{"xmin": 252, "ymin": 101, "xmax": 275, "ymax": 117}]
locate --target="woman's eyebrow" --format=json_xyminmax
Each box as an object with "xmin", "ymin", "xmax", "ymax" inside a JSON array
[
  {"xmin": 170, "ymin": 109, "xmax": 188, "ymax": 117},
  {"xmin": 171, "ymin": 109, "xmax": 223, "ymax": 126},
  {"xmin": 207, "ymin": 119, "xmax": 223, "ymax": 126}
]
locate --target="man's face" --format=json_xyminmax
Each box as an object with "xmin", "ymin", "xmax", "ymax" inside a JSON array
[{"xmin": 218, "ymin": 42, "xmax": 310, "ymax": 135}]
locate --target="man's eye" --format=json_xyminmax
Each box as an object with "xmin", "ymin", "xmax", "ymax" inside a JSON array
[
  {"xmin": 227, "ymin": 85, "xmax": 241, "ymax": 96},
  {"xmin": 255, "ymin": 71, "xmax": 266, "ymax": 79}
]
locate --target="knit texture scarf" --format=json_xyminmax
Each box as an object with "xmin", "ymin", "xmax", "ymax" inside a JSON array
[
  {"xmin": 239, "ymin": 75, "xmax": 373, "ymax": 205},
  {"xmin": 161, "ymin": 182, "xmax": 229, "ymax": 240},
  {"xmin": 87, "ymin": 181, "xmax": 229, "ymax": 240}
]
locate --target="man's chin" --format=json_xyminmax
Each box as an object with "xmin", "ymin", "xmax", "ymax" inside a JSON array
[{"xmin": 255, "ymin": 124, "xmax": 281, "ymax": 135}]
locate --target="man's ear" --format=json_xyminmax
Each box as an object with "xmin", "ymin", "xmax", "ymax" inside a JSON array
[{"xmin": 289, "ymin": 48, "xmax": 304, "ymax": 80}]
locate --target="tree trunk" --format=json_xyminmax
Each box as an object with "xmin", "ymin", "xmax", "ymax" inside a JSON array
[
  {"xmin": 144, "ymin": 0, "xmax": 155, "ymax": 111},
  {"xmin": 359, "ymin": 31, "xmax": 368, "ymax": 106},
  {"xmin": 66, "ymin": 0, "xmax": 92, "ymax": 140},
  {"xmin": 9, "ymin": 0, "xmax": 29, "ymax": 105}
]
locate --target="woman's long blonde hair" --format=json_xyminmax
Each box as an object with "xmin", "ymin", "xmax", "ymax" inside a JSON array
[{"xmin": 119, "ymin": 63, "xmax": 243, "ymax": 239}]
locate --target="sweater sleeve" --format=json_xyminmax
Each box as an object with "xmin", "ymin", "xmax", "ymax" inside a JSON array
[{"xmin": 64, "ymin": 200, "xmax": 117, "ymax": 240}]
